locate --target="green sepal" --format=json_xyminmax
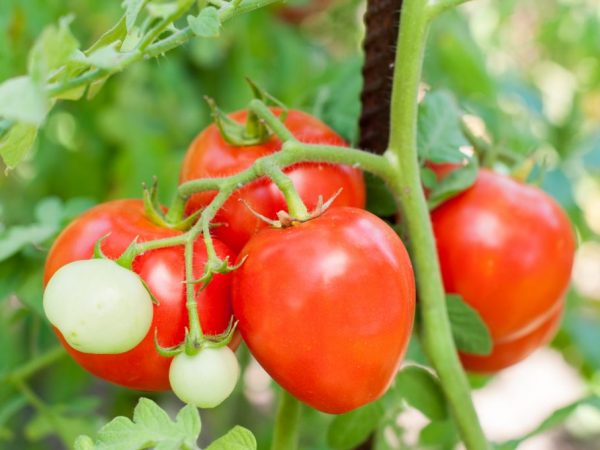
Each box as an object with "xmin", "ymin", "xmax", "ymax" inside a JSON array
[
  {"xmin": 142, "ymin": 178, "xmax": 169, "ymax": 227},
  {"xmin": 140, "ymin": 277, "xmax": 159, "ymax": 305},
  {"xmin": 115, "ymin": 237, "xmax": 139, "ymax": 270},
  {"xmin": 93, "ymin": 234, "xmax": 111, "ymax": 259},
  {"xmin": 154, "ymin": 328, "xmax": 184, "ymax": 357},
  {"xmin": 204, "ymin": 317, "xmax": 238, "ymax": 348},
  {"xmin": 205, "ymin": 96, "xmax": 270, "ymax": 146},
  {"xmin": 186, "ymin": 255, "xmax": 246, "ymax": 287}
]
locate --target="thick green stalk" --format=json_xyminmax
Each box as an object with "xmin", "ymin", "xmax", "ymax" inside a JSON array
[
  {"xmin": 271, "ymin": 390, "xmax": 302, "ymax": 450},
  {"xmin": 385, "ymin": 0, "xmax": 489, "ymax": 448}
]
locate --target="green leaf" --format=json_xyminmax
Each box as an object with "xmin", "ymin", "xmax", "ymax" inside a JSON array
[
  {"xmin": 206, "ymin": 426, "xmax": 257, "ymax": 450},
  {"xmin": 28, "ymin": 16, "xmax": 80, "ymax": 83},
  {"xmin": 446, "ymin": 294, "xmax": 492, "ymax": 356},
  {"xmin": 123, "ymin": 0, "xmax": 146, "ymax": 31},
  {"xmin": 327, "ymin": 402, "xmax": 384, "ymax": 449},
  {"xmin": 81, "ymin": 398, "xmax": 201, "ymax": 450},
  {"xmin": 496, "ymin": 397, "xmax": 600, "ymax": 450},
  {"xmin": 74, "ymin": 43, "xmax": 131, "ymax": 71},
  {"xmin": 393, "ymin": 366, "xmax": 448, "ymax": 421},
  {"xmin": 427, "ymin": 157, "xmax": 478, "ymax": 210},
  {"xmin": 0, "ymin": 223, "xmax": 57, "ymax": 262},
  {"xmin": 419, "ymin": 420, "xmax": 458, "ymax": 449},
  {"xmin": 0, "ymin": 122, "xmax": 38, "ymax": 169},
  {"xmin": 0, "ymin": 76, "xmax": 48, "ymax": 125},
  {"xmin": 147, "ymin": 2, "xmax": 180, "ymax": 18},
  {"xmin": 188, "ymin": 7, "xmax": 221, "ymax": 38},
  {"xmin": 74, "ymin": 436, "xmax": 95, "ymax": 450},
  {"xmin": 86, "ymin": 16, "xmax": 127, "ymax": 54},
  {"xmin": 365, "ymin": 172, "xmax": 397, "ymax": 216},
  {"xmin": 417, "ymin": 90, "xmax": 468, "ymax": 164}
]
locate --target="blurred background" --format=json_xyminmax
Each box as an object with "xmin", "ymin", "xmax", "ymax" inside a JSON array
[{"xmin": 1, "ymin": 0, "xmax": 600, "ymax": 448}]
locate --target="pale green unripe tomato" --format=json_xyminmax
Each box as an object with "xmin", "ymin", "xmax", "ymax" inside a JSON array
[
  {"xmin": 169, "ymin": 347, "xmax": 240, "ymax": 408},
  {"xmin": 43, "ymin": 259, "xmax": 153, "ymax": 354}
]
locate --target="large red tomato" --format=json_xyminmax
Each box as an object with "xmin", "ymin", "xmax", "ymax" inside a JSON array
[
  {"xmin": 431, "ymin": 169, "xmax": 575, "ymax": 372},
  {"xmin": 180, "ymin": 108, "xmax": 366, "ymax": 252},
  {"xmin": 44, "ymin": 199, "xmax": 235, "ymax": 391},
  {"xmin": 232, "ymin": 207, "xmax": 415, "ymax": 414}
]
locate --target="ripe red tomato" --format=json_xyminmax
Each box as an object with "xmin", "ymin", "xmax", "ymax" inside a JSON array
[
  {"xmin": 180, "ymin": 108, "xmax": 366, "ymax": 252},
  {"xmin": 232, "ymin": 207, "xmax": 415, "ymax": 414},
  {"xmin": 44, "ymin": 199, "xmax": 235, "ymax": 391},
  {"xmin": 431, "ymin": 169, "xmax": 575, "ymax": 372}
]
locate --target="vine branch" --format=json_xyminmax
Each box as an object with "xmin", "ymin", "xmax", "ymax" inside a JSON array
[{"xmin": 385, "ymin": 0, "xmax": 488, "ymax": 448}]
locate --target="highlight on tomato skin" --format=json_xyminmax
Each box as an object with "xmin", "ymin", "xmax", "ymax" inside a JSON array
[
  {"xmin": 43, "ymin": 199, "xmax": 237, "ymax": 391},
  {"xmin": 431, "ymin": 168, "xmax": 576, "ymax": 372},
  {"xmin": 232, "ymin": 206, "xmax": 416, "ymax": 414},
  {"xmin": 179, "ymin": 108, "xmax": 366, "ymax": 252}
]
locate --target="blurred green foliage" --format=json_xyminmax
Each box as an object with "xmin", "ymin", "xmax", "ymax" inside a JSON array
[{"xmin": 1, "ymin": 0, "xmax": 600, "ymax": 448}]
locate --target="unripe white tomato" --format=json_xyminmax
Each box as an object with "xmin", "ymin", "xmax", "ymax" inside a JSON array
[
  {"xmin": 169, "ymin": 347, "xmax": 240, "ymax": 408},
  {"xmin": 43, "ymin": 259, "xmax": 153, "ymax": 354}
]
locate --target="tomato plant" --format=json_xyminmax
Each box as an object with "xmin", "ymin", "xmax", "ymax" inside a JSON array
[
  {"xmin": 232, "ymin": 207, "xmax": 415, "ymax": 414},
  {"xmin": 180, "ymin": 108, "xmax": 366, "ymax": 251},
  {"xmin": 432, "ymin": 169, "xmax": 576, "ymax": 371},
  {"xmin": 2, "ymin": 0, "xmax": 595, "ymax": 447},
  {"xmin": 43, "ymin": 199, "xmax": 235, "ymax": 391},
  {"xmin": 43, "ymin": 258, "xmax": 153, "ymax": 354}
]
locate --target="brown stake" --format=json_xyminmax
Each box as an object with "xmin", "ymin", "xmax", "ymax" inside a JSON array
[{"xmin": 359, "ymin": 0, "xmax": 404, "ymax": 154}]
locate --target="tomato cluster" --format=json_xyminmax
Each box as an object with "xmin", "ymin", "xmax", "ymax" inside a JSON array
[
  {"xmin": 43, "ymin": 109, "xmax": 415, "ymax": 413},
  {"xmin": 43, "ymin": 107, "xmax": 575, "ymax": 414}
]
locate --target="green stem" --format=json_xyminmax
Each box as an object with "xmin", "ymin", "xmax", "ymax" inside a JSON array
[
  {"xmin": 427, "ymin": 0, "xmax": 474, "ymax": 20},
  {"xmin": 135, "ymin": 233, "xmax": 188, "ymax": 253},
  {"xmin": 165, "ymin": 192, "xmax": 188, "ymax": 224},
  {"xmin": 248, "ymin": 100, "xmax": 296, "ymax": 142},
  {"xmin": 184, "ymin": 238, "xmax": 204, "ymax": 345},
  {"xmin": 271, "ymin": 390, "xmax": 302, "ymax": 450},
  {"xmin": 261, "ymin": 162, "xmax": 309, "ymax": 219},
  {"xmin": 45, "ymin": 0, "xmax": 282, "ymax": 99},
  {"xmin": 385, "ymin": 0, "xmax": 488, "ymax": 449},
  {"xmin": 13, "ymin": 380, "xmax": 72, "ymax": 448},
  {"xmin": 0, "ymin": 346, "xmax": 66, "ymax": 384},
  {"xmin": 178, "ymin": 141, "xmax": 393, "ymax": 198}
]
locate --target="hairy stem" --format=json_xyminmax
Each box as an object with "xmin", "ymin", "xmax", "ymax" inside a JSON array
[
  {"xmin": 271, "ymin": 390, "xmax": 302, "ymax": 450},
  {"xmin": 385, "ymin": 0, "xmax": 489, "ymax": 448},
  {"xmin": 260, "ymin": 162, "xmax": 309, "ymax": 219}
]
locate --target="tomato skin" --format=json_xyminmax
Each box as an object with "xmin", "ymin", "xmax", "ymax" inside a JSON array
[
  {"xmin": 431, "ymin": 170, "xmax": 575, "ymax": 371},
  {"xmin": 169, "ymin": 347, "xmax": 240, "ymax": 409},
  {"xmin": 44, "ymin": 199, "xmax": 235, "ymax": 391},
  {"xmin": 44, "ymin": 259, "xmax": 153, "ymax": 354},
  {"xmin": 232, "ymin": 207, "xmax": 415, "ymax": 414},
  {"xmin": 180, "ymin": 109, "xmax": 366, "ymax": 252}
]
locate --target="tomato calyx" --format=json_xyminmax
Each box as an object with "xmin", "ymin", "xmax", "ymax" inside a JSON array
[
  {"xmin": 205, "ymin": 80, "xmax": 288, "ymax": 147},
  {"xmin": 93, "ymin": 234, "xmax": 160, "ymax": 305},
  {"xmin": 154, "ymin": 317, "xmax": 238, "ymax": 358},
  {"xmin": 187, "ymin": 254, "xmax": 246, "ymax": 287},
  {"xmin": 242, "ymin": 188, "xmax": 342, "ymax": 229},
  {"xmin": 142, "ymin": 179, "xmax": 203, "ymax": 231}
]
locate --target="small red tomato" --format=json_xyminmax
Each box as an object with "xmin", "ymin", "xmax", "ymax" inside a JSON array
[
  {"xmin": 431, "ymin": 169, "xmax": 575, "ymax": 371},
  {"xmin": 232, "ymin": 207, "xmax": 415, "ymax": 414},
  {"xmin": 44, "ymin": 199, "xmax": 235, "ymax": 391},
  {"xmin": 180, "ymin": 109, "xmax": 366, "ymax": 252}
]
